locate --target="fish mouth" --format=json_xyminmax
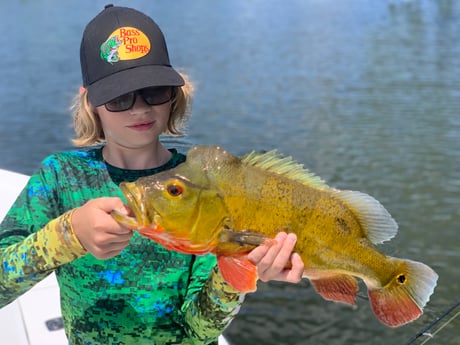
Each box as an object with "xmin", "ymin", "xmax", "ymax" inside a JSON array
[{"xmin": 119, "ymin": 181, "xmax": 156, "ymax": 227}]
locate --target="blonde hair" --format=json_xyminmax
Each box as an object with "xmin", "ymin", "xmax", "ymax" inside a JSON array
[{"xmin": 71, "ymin": 72, "xmax": 194, "ymax": 147}]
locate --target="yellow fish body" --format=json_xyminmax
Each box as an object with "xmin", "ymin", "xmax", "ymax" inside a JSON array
[{"xmin": 112, "ymin": 146, "xmax": 438, "ymax": 328}]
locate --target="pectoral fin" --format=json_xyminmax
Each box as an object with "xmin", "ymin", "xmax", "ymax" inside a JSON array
[
  {"xmin": 309, "ymin": 274, "xmax": 359, "ymax": 305},
  {"xmin": 217, "ymin": 255, "xmax": 258, "ymax": 292},
  {"xmin": 220, "ymin": 228, "xmax": 275, "ymax": 246}
]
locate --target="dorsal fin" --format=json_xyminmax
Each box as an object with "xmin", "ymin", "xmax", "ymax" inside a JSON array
[
  {"xmin": 241, "ymin": 150, "xmax": 330, "ymax": 190},
  {"xmin": 334, "ymin": 190, "xmax": 398, "ymax": 244},
  {"xmin": 240, "ymin": 150, "xmax": 398, "ymax": 244}
]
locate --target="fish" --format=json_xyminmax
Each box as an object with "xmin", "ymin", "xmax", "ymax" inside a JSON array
[{"xmin": 112, "ymin": 145, "xmax": 438, "ymax": 327}]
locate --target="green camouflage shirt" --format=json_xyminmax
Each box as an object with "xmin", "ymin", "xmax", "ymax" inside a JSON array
[{"xmin": 0, "ymin": 147, "xmax": 243, "ymax": 345}]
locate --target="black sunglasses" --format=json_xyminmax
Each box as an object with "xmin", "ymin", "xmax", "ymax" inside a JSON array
[{"xmin": 104, "ymin": 86, "xmax": 176, "ymax": 112}]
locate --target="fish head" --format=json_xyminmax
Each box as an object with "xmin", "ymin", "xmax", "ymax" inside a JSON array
[{"xmin": 118, "ymin": 169, "xmax": 230, "ymax": 255}]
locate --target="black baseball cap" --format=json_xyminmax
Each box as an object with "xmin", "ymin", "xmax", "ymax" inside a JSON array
[{"xmin": 80, "ymin": 4, "xmax": 184, "ymax": 106}]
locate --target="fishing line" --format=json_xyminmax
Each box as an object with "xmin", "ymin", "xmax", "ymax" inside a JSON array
[
  {"xmin": 404, "ymin": 299, "xmax": 460, "ymax": 345},
  {"xmin": 419, "ymin": 310, "xmax": 460, "ymax": 345}
]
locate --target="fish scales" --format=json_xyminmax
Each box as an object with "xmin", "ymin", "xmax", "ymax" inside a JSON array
[
  {"xmin": 112, "ymin": 145, "xmax": 438, "ymax": 328},
  {"xmin": 209, "ymin": 159, "xmax": 376, "ymax": 274},
  {"xmin": 223, "ymin": 165, "xmax": 392, "ymax": 284},
  {"xmin": 218, "ymin": 160, "xmax": 319, "ymax": 237}
]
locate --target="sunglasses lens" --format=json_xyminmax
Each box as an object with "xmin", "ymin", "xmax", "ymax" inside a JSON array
[
  {"xmin": 141, "ymin": 86, "xmax": 175, "ymax": 106},
  {"xmin": 104, "ymin": 87, "xmax": 176, "ymax": 112},
  {"xmin": 105, "ymin": 93, "xmax": 136, "ymax": 112}
]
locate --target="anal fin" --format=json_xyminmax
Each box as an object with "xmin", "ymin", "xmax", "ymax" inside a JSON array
[{"xmin": 310, "ymin": 274, "xmax": 359, "ymax": 305}]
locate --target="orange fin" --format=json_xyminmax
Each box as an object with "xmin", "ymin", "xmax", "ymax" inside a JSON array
[
  {"xmin": 217, "ymin": 256, "xmax": 258, "ymax": 293},
  {"xmin": 368, "ymin": 259, "xmax": 438, "ymax": 327},
  {"xmin": 310, "ymin": 274, "xmax": 359, "ymax": 305},
  {"xmin": 368, "ymin": 287, "xmax": 422, "ymax": 328}
]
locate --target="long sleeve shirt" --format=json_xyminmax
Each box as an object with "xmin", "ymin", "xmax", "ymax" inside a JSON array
[{"xmin": 0, "ymin": 147, "xmax": 244, "ymax": 345}]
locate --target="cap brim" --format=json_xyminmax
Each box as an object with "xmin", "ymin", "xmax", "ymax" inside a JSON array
[{"xmin": 87, "ymin": 65, "xmax": 185, "ymax": 106}]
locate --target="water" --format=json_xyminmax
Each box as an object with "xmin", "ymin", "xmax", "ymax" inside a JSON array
[{"xmin": 1, "ymin": 0, "xmax": 459, "ymax": 344}]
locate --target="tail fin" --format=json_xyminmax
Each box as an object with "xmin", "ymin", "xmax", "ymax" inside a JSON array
[{"xmin": 368, "ymin": 259, "xmax": 438, "ymax": 327}]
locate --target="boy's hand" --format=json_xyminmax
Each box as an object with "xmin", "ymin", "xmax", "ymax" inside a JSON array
[
  {"xmin": 248, "ymin": 232, "xmax": 304, "ymax": 283},
  {"xmin": 72, "ymin": 197, "xmax": 133, "ymax": 259}
]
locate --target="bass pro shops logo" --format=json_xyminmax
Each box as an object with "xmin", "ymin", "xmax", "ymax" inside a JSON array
[{"xmin": 100, "ymin": 27, "xmax": 151, "ymax": 64}]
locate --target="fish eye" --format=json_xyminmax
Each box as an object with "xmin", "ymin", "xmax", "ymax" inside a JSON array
[{"xmin": 166, "ymin": 183, "xmax": 183, "ymax": 197}]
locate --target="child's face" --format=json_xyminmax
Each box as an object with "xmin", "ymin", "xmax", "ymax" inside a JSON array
[{"xmin": 96, "ymin": 94, "xmax": 171, "ymax": 149}]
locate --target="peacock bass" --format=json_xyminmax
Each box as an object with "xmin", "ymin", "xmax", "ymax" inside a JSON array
[{"xmin": 112, "ymin": 146, "xmax": 438, "ymax": 328}]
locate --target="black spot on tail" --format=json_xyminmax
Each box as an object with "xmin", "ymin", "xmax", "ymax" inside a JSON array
[{"xmin": 397, "ymin": 274, "xmax": 406, "ymax": 284}]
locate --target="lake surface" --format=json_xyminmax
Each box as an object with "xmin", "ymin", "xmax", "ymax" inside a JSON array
[{"xmin": 1, "ymin": 0, "xmax": 459, "ymax": 344}]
